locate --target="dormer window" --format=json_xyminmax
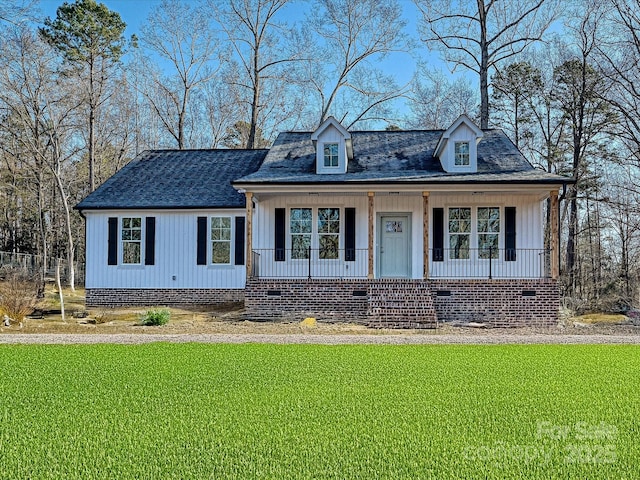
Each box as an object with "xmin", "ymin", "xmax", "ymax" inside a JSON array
[
  {"xmin": 311, "ymin": 116, "xmax": 353, "ymax": 174},
  {"xmin": 455, "ymin": 142, "xmax": 470, "ymax": 166},
  {"xmin": 324, "ymin": 143, "xmax": 339, "ymax": 167},
  {"xmin": 434, "ymin": 114, "xmax": 483, "ymax": 174}
]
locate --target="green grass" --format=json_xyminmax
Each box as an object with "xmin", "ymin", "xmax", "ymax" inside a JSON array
[{"xmin": 0, "ymin": 344, "xmax": 638, "ymax": 479}]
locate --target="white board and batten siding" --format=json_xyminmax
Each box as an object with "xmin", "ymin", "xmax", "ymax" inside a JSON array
[
  {"xmin": 84, "ymin": 210, "xmax": 246, "ymax": 289},
  {"xmin": 253, "ymin": 192, "xmax": 545, "ymax": 280}
]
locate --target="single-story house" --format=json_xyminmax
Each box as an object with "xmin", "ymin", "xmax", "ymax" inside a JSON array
[{"xmin": 76, "ymin": 115, "xmax": 572, "ymax": 327}]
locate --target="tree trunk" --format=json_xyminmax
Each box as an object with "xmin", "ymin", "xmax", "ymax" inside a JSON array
[
  {"xmin": 478, "ymin": 0, "xmax": 489, "ymax": 129},
  {"xmin": 89, "ymin": 56, "xmax": 96, "ymax": 192}
]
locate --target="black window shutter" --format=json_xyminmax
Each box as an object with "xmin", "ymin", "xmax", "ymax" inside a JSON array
[
  {"xmin": 145, "ymin": 217, "xmax": 156, "ymax": 265},
  {"xmin": 505, "ymin": 207, "xmax": 516, "ymax": 261},
  {"xmin": 235, "ymin": 216, "xmax": 245, "ymax": 265},
  {"xmin": 345, "ymin": 208, "xmax": 356, "ymax": 261},
  {"xmin": 433, "ymin": 208, "xmax": 444, "ymax": 262},
  {"xmin": 197, "ymin": 216, "xmax": 207, "ymax": 265},
  {"xmin": 108, "ymin": 217, "xmax": 118, "ymax": 265},
  {"xmin": 274, "ymin": 208, "xmax": 285, "ymax": 261}
]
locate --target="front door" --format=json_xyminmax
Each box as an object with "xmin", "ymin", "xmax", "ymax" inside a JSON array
[{"xmin": 379, "ymin": 214, "xmax": 410, "ymax": 278}]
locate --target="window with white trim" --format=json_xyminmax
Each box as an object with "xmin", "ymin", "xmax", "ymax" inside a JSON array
[
  {"xmin": 454, "ymin": 141, "xmax": 470, "ymax": 166},
  {"xmin": 211, "ymin": 216, "xmax": 232, "ymax": 264},
  {"xmin": 290, "ymin": 208, "xmax": 312, "ymax": 259},
  {"xmin": 318, "ymin": 208, "xmax": 340, "ymax": 259},
  {"xmin": 477, "ymin": 207, "xmax": 500, "ymax": 259},
  {"xmin": 448, "ymin": 208, "xmax": 471, "ymax": 259},
  {"xmin": 121, "ymin": 217, "xmax": 142, "ymax": 264},
  {"xmin": 323, "ymin": 143, "xmax": 339, "ymax": 167},
  {"xmin": 448, "ymin": 207, "xmax": 501, "ymax": 260},
  {"xmin": 289, "ymin": 207, "xmax": 341, "ymax": 260}
]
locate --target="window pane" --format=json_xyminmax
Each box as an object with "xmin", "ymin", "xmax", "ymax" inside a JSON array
[
  {"xmin": 212, "ymin": 242, "xmax": 230, "ymax": 264},
  {"xmin": 323, "ymin": 143, "xmax": 339, "ymax": 167},
  {"xmin": 449, "ymin": 234, "xmax": 470, "ymax": 259},
  {"xmin": 319, "ymin": 235, "xmax": 339, "ymax": 259},
  {"xmin": 478, "ymin": 234, "xmax": 499, "ymax": 259},
  {"xmin": 455, "ymin": 142, "xmax": 470, "ymax": 166},
  {"xmin": 123, "ymin": 242, "xmax": 141, "ymax": 264},
  {"xmin": 478, "ymin": 207, "xmax": 500, "ymax": 233},
  {"xmin": 291, "ymin": 208, "xmax": 312, "ymax": 234},
  {"xmin": 292, "ymin": 235, "xmax": 311, "ymax": 259},
  {"xmin": 318, "ymin": 208, "xmax": 340, "ymax": 233}
]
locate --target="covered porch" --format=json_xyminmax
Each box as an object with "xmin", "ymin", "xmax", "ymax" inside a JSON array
[{"xmin": 244, "ymin": 188, "xmax": 561, "ymax": 282}]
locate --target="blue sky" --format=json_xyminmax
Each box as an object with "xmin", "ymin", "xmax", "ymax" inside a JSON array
[
  {"xmin": 37, "ymin": 0, "xmax": 471, "ymax": 126},
  {"xmin": 38, "ymin": 0, "xmax": 447, "ymax": 87}
]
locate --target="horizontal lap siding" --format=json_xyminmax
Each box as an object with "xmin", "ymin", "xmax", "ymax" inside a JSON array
[{"xmin": 85, "ymin": 210, "xmax": 246, "ymax": 289}]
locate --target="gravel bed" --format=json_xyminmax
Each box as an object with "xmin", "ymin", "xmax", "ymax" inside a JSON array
[{"xmin": 1, "ymin": 332, "xmax": 640, "ymax": 345}]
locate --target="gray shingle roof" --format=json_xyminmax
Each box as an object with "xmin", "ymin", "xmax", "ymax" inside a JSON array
[
  {"xmin": 76, "ymin": 149, "xmax": 267, "ymax": 210},
  {"xmin": 235, "ymin": 129, "xmax": 570, "ymax": 185}
]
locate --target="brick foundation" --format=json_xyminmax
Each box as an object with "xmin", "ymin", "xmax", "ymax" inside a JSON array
[
  {"xmin": 244, "ymin": 279, "xmax": 370, "ymax": 322},
  {"xmin": 430, "ymin": 279, "xmax": 560, "ymax": 327},
  {"xmin": 87, "ymin": 279, "xmax": 560, "ymax": 327},
  {"xmin": 85, "ymin": 288, "xmax": 244, "ymax": 307},
  {"xmin": 245, "ymin": 278, "xmax": 559, "ymax": 328}
]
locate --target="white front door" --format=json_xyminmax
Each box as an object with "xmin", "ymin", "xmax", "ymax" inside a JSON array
[{"xmin": 379, "ymin": 214, "xmax": 411, "ymax": 278}]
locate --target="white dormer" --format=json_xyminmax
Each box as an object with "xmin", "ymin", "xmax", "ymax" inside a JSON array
[
  {"xmin": 311, "ymin": 116, "xmax": 353, "ymax": 174},
  {"xmin": 434, "ymin": 114, "xmax": 483, "ymax": 174}
]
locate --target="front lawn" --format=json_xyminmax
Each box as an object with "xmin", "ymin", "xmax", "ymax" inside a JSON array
[{"xmin": 0, "ymin": 344, "xmax": 638, "ymax": 479}]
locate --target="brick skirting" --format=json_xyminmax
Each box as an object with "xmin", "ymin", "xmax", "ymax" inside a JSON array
[
  {"xmin": 244, "ymin": 279, "xmax": 370, "ymax": 322},
  {"xmin": 245, "ymin": 278, "xmax": 559, "ymax": 328},
  {"xmin": 430, "ymin": 279, "xmax": 560, "ymax": 327},
  {"xmin": 85, "ymin": 288, "xmax": 243, "ymax": 307},
  {"xmin": 87, "ymin": 279, "xmax": 560, "ymax": 327},
  {"xmin": 245, "ymin": 279, "xmax": 438, "ymax": 328}
]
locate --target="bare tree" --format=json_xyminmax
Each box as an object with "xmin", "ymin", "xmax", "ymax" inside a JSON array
[
  {"xmin": 409, "ymin": 67, "xmax": 477, "ymax": 129},
  {"xmin": 307, "ymin": 0, "xmax": 408, "ymax": 128},
  {"xmin": 210, "ymin": 0, "xmax": 304, "ymax": 148},
  {"xmin": 0, "ymin": 28, "xmax": 81, "ymax": 290},
  {"xmin": 414, "ymin": 0, "xmax": 559, "ymax": 129},
  {"xmin": 552, "ymin": 4, "xmax": 617, "ymax": 296},
  {"xmin": 140, "ymin": 0, "xmax": 222, "ymax": 149},
  {"xmin": 0, "ymin": 0, "xmax": 37, "ymax": 26},
  {"xmin": 598, "ymin": 0, "xmax": 640, "ymax": 167}
]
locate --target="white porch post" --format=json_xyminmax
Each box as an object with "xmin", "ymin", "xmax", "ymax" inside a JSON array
[
  {"xmin": 550, "ymin": 190, "xmax": 559, "ymax": 280},
  {"xmin": 423, "ymin": 191, "xmax": 429, "ymax": 279},
  {"xmin": 246, "ymin": 191, "xmax": 253, "ymax": 278},
  {"xmin": 368, "ymin": 192, "xmax": 374, "ymax": 279}
]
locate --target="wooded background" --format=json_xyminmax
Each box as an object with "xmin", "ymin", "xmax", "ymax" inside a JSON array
[{"xmin": 1, "ymin": 0, "xmax": 638, "ymax": 313}]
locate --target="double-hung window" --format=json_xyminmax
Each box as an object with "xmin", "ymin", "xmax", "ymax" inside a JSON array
[
  {"xmin": 323, "ymin": 143, "xmax": 339, "ymax": 167},
  {"xmin": 290, "ymin": 208, "xmax": 312, "ymax": 259},
  {"xmin": 290, "ymin": 207, "xmax": 340, "ymax": 260},
  {"xmin": 448, "ymin": 207, "xmax": 501, "ymax": 260},
  {"xmin": 318, "ymin": 208, "xmax": 340, "ymax": 259},
  {"xmin": 211, "ymin": 216, "xmax": 232, "ymax": 264},
  {"xmin": 122, "ymin": 217, "xmax": 142, "ymax": 264},
  {"xmin": 454, "ymin": 141, "xmax": 470, "ymax": 166},
  {"xmin": 448, "ymin": 208, "xmax": 471, "ymax": 259},
  {"xmin": 477, "ymin": 207, "xmax": 500, "ymax": 259}
]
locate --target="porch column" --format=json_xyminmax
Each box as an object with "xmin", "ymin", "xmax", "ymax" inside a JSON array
[
  {"xmin": 423, "ymin": 191, "xmax": 429, "ymax": 279},
  {"xmin": 550, "ymin": 190, "xmax": 559, "ymax": 279},
  {"xmin": 368, "ymin": 192, "xmax": 374, "ymax": 279},
  {"xmin": 245, "ymin": 191, "xmax": 253, "ymax": 278}
]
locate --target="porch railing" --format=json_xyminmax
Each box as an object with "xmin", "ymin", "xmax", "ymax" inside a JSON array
[
  {"xmin": 429, "ymin": 248, "xmax": 550, "ymax": 279},
  {"xmin": 251, "ymin": 248, "xmax": 368, "ymax": 279},
  {"xmin": 251, "ymin": 247, "xmax": 550, "ymax": 280}
]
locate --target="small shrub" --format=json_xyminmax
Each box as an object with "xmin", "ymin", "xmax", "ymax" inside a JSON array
[
  {"xmin": 0, "ymin": 267, "xmax": 38, "ymax": 322},
  {"xmin": 139, "ymin": 308, "xmax": 170, "ymax": 326}
]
